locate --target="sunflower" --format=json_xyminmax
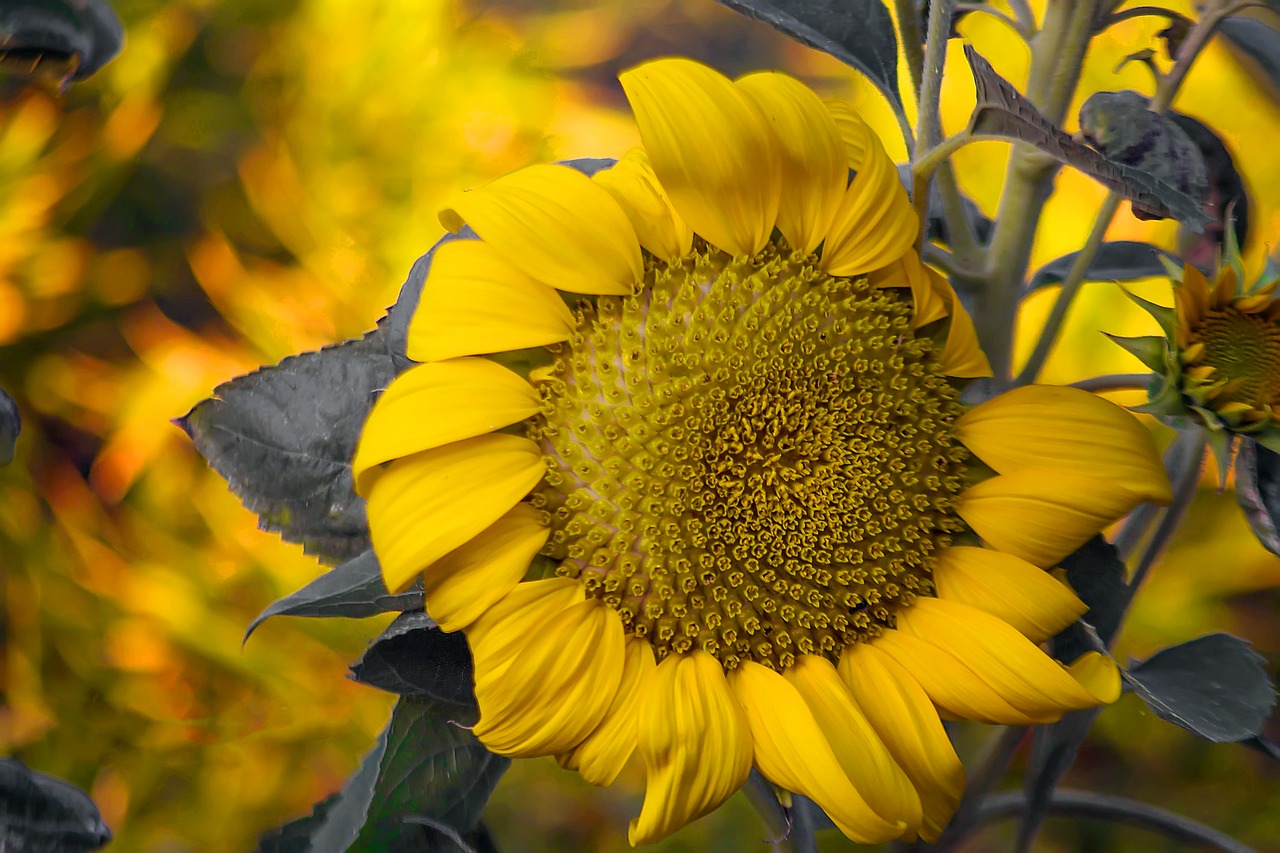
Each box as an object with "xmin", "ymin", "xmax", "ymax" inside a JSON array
[
  {"xmin": 353, "ymin": 58, "xmax": 1172, "ymax": 845},
  {"xmin": 1115, "ymin": 245, "xmax": 1280, "ymax": 468}
]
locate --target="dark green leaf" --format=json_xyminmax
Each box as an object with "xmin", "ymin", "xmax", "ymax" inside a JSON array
[
  {"xmin": 351, "ymin": 612, "xmax": 476, "ymax": 710},
  {"xmin": 1219, "ymin": 17, "xmax": 1280, "ymax": 99},
  {"xmin": 1233, "ymin": 438, "xmax": 1280, "ymax": 557},
  {"xmin": 1027, "ymin": 241, "xmax": 1177, "ymax": 291},
  {"xmin": 244, "ymin": 551, "xmax": 424, "ymax": 643},
  {"xmin": 178, "ymin": 330, "xmax": 397, "ymax": 566},
  {"xmin": 1171, "ymin": 112, "xmax": 1251, "ymax": 267},
  {"xmin": 0, "ymin": 758, "xmax": 111, "ymax": 852},
  {"xmin": 0, "ymin": 385, "xmax": 18, "ymax": 466},
  {"xmin": 1125, "ymin": 633, "xmax": 1276, "ymax": 742},
  {"xmin": 714, "ymin": 0, "xmax": 905, "ymax": 124},
  {"xmin": 0, "ymin": 0, "xmax": 123, "ymax": 82},
  {"xmin": 963, "ymin": 46, "xmax": 1212, "ymax": 231},
  {"xmin": 256, "ymin": 795, "xmax": 341, "ymax": 853},
  {"xmin": 1052, "ymin": 536, "xmax": 1127, "ymax": 663}
]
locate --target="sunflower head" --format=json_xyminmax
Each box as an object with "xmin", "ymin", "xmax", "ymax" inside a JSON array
[
  {"xmin": 1114, "ymin": 235, "xmax": 1280, "ymax": 467},
  {"xmin": 354, "ymin": 58, "xmax": 1170, "ymax": 848}
]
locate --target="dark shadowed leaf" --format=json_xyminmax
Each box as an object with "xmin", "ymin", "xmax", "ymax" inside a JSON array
[
  {"xmin": 1242, "ymin": 734, "xmax": 1280, "ymax": 761},
  {"xmin": 1234, "ymin": 438, "xmax": 1280, "ymax": 556},
  {"xmin": 178, "ymin": 330, "xmax": 396, "ymax": 566},
  {"xmin": 1125, "ymin": 633, "xmax": 1276, "ymax": 742},
  {"xmin": 0, "ymin": 758, "xmax": 111, "ymax": 852},
  {"xmin": 714, "ymin": 0, "xmax": 904, "ymax": 123},
  {"xmin": 1171, "ymin": 112, "xmax": 1251, "ymax": 267},
  {"xmin": 0, "ymin": 385, "xmax": 18, "ymax": 466},
  {"xmin": 244, "ymin": 550, "xmax": 424, "ymax": 643},
  {"xmin": 263, "ymin": 696, "xmax": 507, "ymax": 853},
  {"xmin": 1219, "ymin": 16, "xmax": 1280, "ymax": 99},
  {"xmin": 351, "ymin": 612, "xmax": 476, "ymax": 709},
  {"xmin": 1051, "ymin": 536, "xmax": 1127, "ymax": 663},
  {"xmin": 1022, "ymin": 709, "xmax": 1101, "ymax": 851},
  {"xmin": 1027, "ymin": 241, "xmax": 1177, "ymax": 291},
  {"xmin": 0, "ymin": 0, "xmax": 123, "ymax": 83},
  {"xmin": 963, "ymin": 46, "xmax": 1211, "ymax": 231}
]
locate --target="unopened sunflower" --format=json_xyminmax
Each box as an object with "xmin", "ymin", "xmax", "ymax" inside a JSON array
[
  {"xmin": 353, "ymin": 58, "xmax": 1172, "ymax": 845},
  {"xmin": 1114, "ymin": 244, "xmax": 1280, "ymax": 467}
]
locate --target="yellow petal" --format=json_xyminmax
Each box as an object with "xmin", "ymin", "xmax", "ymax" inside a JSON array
[
  {"xmin": 957, "ymin": 384, "xmax": 1172, "ymax": 503},
  {"xmin": 407, "ymin": 239, "xmax": 575, "ymax": 362},
  {"xmin": 1210, "ymin": 265, "xmax": 1238, "ymax": 308},
  {"xmin": 730, "ymin": 661, "xmax": 907, "ymax": 844},
  {"xmin": 364, "ymin": 434, "xmax": 545, "ymax": 592},
  {"xmin": 839, "ymin": 643, "xmax": 964, "ymax": 841},
  {"xmin": 1179, "ymin": 265, "xmax": 1210, "ymax": 323},
  {"xmin": 869, "ymin": 251, "xmax": 948, "ymax": 328},
  {"xmin": 620, "ymin": 58, "xmax": 779, "ymax": 256},
  {"xmin": 1068, "ymin": 651, "xmax": 1122, "ymax": 703},
  {"xmin": 353, "ymin": 358, "xmax": 541, "ymax": 494},
  {"xmin": 896, "ymin": 597, "xmax": 1120, "ymax": 715},
  {"xmin": 735, "ymin": 71, "xmax": 845, "ymax": 255},
  {"xmin": 466, "ymin": 577, "xmax": 584, "ymax": 671},
  {"xmin": 422, "ymin": 503, "xmax": 549, "ymax": 632},
  {"xmin": 957, "ymin": 469, "xmax": 1145, "ymax": 568},
  {"xmin": 559, "ymin": 639, "xmax": 656, "ymax": 787},
  {"xmin": 473, "ymin": 599, "xmax": 626, "ymax": 757},
  {"xmin": 821, "ymin": 108, "xmax": 917, "ymax": 277},
  {"xmin": 629, "ymin": 651, "xmax": 753, "ymax": 845},
  {"xmin": 929, "ymin": 267, "xmax": 993, "ymax": 378},
  {"xmin": 593, "ymin": 148, "xmax": 693, "ymax": 261},
  {"xmin": 824, "ymin": 98, "xmax": 866, "ymax": 170},
  {"xmin": 933, "ymin": 546, "xmax": 1087, "ymax": 643},
  {"xmin": 439, "ymin": 163, "xmax": 642, "ymax": 296},
  {"xmin": 785, "ymin": 656, "xmax": 923, "ymax": 837},
  {"xmin": 873, "ymin": 628, "xmax": 1048, "ymax": 725}
]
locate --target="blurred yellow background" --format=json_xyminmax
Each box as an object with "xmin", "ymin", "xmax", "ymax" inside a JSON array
[{"xmin": 2, "ymin": 1, "xmax": 1278, "ymax": 850}]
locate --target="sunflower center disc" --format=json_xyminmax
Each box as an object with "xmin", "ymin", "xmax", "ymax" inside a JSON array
[
  {"xmin": 527, "ymin": 244, "xmax": 968, "ymax": 671},
  {"xmin": 1199, "ymin": 307, "xmax": 1280, "ymax": 406}
]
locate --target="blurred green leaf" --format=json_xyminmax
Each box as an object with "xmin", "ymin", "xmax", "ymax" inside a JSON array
[
  {"xmin": 0, "ymin": 758, "xmax": 111, "ymax": 852},
  {"xmin": 1234, "ymin": 438, "xmax": 1280, "ymax": 557},
  {"xmin": 178, "ymin": 330, "xmax": 396, "ymax": 566},
  {"xmin": 1219, "ymin": 17, "xmax": 1280, "ymax": 99},
  {"xmin": 350, "ymin": 612, "xmax": 475, "ymax": 710},
  {"xmin": 244, "ymin": 551, "xmax": 424, "ymax": 643},
  {"xmin": 713, "ymin": 0, "xmax": 905, "ymax": 127},
  {"xmin": 1027, "ymin": 241, "xmax": 1177, "ymax": 291},
  {"xmin": 963, "ymin": 46, "xmax": 1212, "ymax": 231},
  {"xmin": 0, "ymin": 386, "xmax": 18, "ymax": 466},
  {"xmin": 259, "ymin": 697, "xmax": 508, "ymax": 853},
  {"xmin": 1125, "ymin": 633, "xmax": 1276, "ymax": 743},
  {"xmin": 0, "ymin": 0, "xmax": 123, "ymax": 82}
]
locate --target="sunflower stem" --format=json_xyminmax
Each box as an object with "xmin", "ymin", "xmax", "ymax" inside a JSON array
[
  {"xmin": 1069, "ymin": 373, "xmax": 1152, "ymax": 393},
  {"xmin": 1126, "ymin": 429, "xmax": 1206, "ymax": 597}
]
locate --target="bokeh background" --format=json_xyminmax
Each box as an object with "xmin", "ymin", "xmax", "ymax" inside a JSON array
[{"xmin": 3, "ymin": 1, "xmax": 1279, "ymax": 850}]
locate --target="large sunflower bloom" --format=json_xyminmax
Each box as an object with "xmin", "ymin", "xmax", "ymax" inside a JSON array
[{"xmin": 353, "ymin": 59, "xmax": 1173, "ymax": 845}]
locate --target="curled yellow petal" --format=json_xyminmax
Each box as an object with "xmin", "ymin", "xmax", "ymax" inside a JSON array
[
  {"xmin": 730, "ymin": 661, "xmax": 906, "ymax": 844},
  {"xmin": 466, "ymin": 577, "xmax": 583, "ymax": 670},
  {"xmin": 957, "ymin": 384, "xmax": 1172, "ymax": 503},
  {"xmin": 439, "ymin": 163, "xmax": 642, "ymax": 296},
  {"xmin": 559, "ymin": 639, "xmax": 656, "ymax": 787},
  {"xmin": 593, "ymin": 148, "xmax": 693, "ymax": 261},
  {"xmin": 353, "ymin": 358, "xmax": 540, "ymax": 495},
  {"xmin": 933, "ymin": 546, "xmax": 1086, "ymax": 643},
  {"xmin": 735, "ymin": 71, "xmax": 845, "ymax": 255},
  {"xmin": 629, "ymin": 651, "xmax": 753, "ymax": 845},
  {"xmin": 408, "ymin": 239, "xmax": 575, "ymax": 362},
  {"xmin": 869, "ymin": 251, "xmax": 948, "ymax": 328},
  {"xmin": 929, "ymin": 267, "xmax": 992, "ymax": 378},
  {"xmin": 620, "ymin": 58, "xmax": 779, "ymax": 256},
  {"xmin": 364, "ymin": 434, "xmax": 545, "ymax": 592}
]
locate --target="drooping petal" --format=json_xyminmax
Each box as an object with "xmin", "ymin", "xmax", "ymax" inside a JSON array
[
  {"xmin": 363, "ymin": 434, "xmax": 545, "ymax": 592},
  {"xmin": 730, "ymin": 661, "xmax": 907, "ymax": 844},
  {"xmin": 957, "ymin": 469, "xmax": 1144, "ymax": 568},
  {"xmin": 353, "ymin": 358, "xmax": 541, "ymax": 493},
  {"xmin": 407, "ymin": 239, "xmax": 575, "ymax": 362},
  {"xmin": 1068, "ymin": 651, "xmax": 1123, "ymax": 702},
  {"xmin": 824, "ymin": 98, "xmax": 866, "ymax": 170},
  {"xmin": 956, "ymin": 384, "xmax": 1173, "ymax": 503},
  {"xmin": 421, "ymin": 503, "xmax": 549, "ymax": 632},
  {"xmin": 620, "ymin": 58, "xmax": 779, "ymax": 256},
  {"xmin": 785, "ymin": 656, "xmax": 923, "ymax": 837},
  {"xmin": 869, "ymin": 251, "xmax": 948, "ymax": 328},
  {"xmin": 593, "ymin": 148, "xmax": 693, "ymax": 261},
  {"xmin": 439, "ymin": 163, "xmax": 642, "ymax": 296},
  {"xmin": 873, "ymin": 628, "xmax": 1049, "ymax": 725},
  {"xmin": 933, "ymin": 545, "xmax": 1087, "ymax": 642},
  {"xmin": 895, "ymin": 598, "xmax": 1121, "ymax": 715},
  {"xmin": 466, "ymin": 577, "xmax": 584, "ymax": 672},
  {"xmin": 559, "ymin": 639, "xmax": 656, "ymax": 787},
  {"xmin": 735, "ymin": 71, "xmax": 846, "ymax": 255},
  {"xmin": 629, "ymin": 651, "xmax": 754, "ymax": 845},
  {"xmin": 928, "ymin": 267, "xmax": 993, "ymax": 378},
  {"xmin": 473, "ymin": 598, "xmax": 626, "ymax": 757},
  {"xmin": 821, "ymin": 108, "xmax": 917, "ymax": 277},
  {"xmin": 839, "ymin": 643, "xmax": 965, "ymax": 841}
]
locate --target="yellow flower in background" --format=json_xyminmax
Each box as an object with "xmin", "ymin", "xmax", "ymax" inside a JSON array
[{"xmin": 353, "ymin": 58, "xmax": 1172, "ymax": 845}]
